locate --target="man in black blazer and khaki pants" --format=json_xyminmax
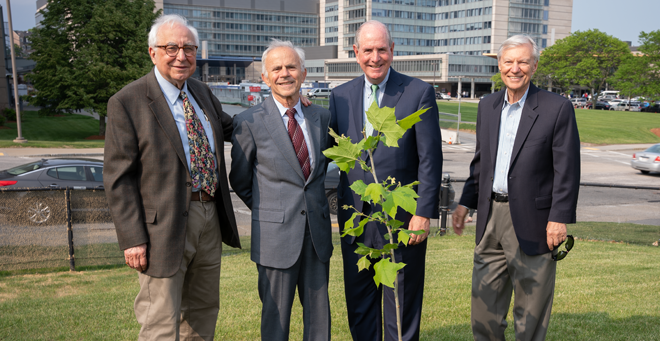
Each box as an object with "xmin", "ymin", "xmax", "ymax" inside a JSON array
[{"xmin": 453, "ymin": 35, "xmax": 580, "ymax": 341}]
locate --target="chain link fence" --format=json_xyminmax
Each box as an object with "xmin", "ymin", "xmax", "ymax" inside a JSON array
[{"xmin": 0, "ymin": 187, "xmax": 122, "ymax": 273}]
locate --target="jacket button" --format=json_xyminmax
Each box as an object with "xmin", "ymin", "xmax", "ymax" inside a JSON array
[
  {"xmin": 301, "ymin": 210, "xmax": 306, "ymax": 215},
  {"xmin": 491, "ymin": 177, "xmax": 494, "ymax": 181},
  {"xmin": 487, "ymin": 197, "xmax": 491, "ymax": 202},
  {"xmin": 183, "ymin": 211, "xmax": 188, "ymax": 217},
  {"xmin": 186, "ymin": 182, "xmax": 192, "ymax": 187}
]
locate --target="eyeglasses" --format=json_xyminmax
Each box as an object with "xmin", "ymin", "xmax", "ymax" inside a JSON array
[
  {"xmin": 156, "ymin": 45, "xmax": 198, "ymax": 57},
  {"xmin": 552, "ymin": 235, "xmax": 574, "ymax": 261}
]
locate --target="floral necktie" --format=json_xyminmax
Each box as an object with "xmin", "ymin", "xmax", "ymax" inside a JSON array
[{"xmin": 180, "ymin": 90, "xmax": 217, "ymax": 196}]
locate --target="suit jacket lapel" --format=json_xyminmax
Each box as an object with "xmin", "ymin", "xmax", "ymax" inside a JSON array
[
  {"xmin": 380, "ymin": 69, "xmax": 404, "ymax": 109},
  {"xmin": 262, "ymin": 97, "xmax": 306, "ymax": 181},
  {"xmin": 302, "ymin": 104, "xmax": 321, "ymax": 183},
  {"xmin": 510, "ymin": 84, "xmax": 540, "ymax": 168},
  {"xmin": 489, "ymin": 91, "xmax": 506, "ymax": 165},
  {"xmin": 146, "ymin": 69, "xmax": 187, "ymax": 168},
  {"xmin": 350, "ymin": 77, "xmax": 365, "ymax": 142}
]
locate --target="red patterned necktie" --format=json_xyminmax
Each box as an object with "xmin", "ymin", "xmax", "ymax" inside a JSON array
[
  {"xmin": 180, "ymin": 90, "xmax": 218, "ymax": 196},
  {"xmin": 285, "ymin": 107, "xmax": 310, "ymax": 180}
]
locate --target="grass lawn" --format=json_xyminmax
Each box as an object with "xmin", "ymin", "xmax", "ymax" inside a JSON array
[
  {"xmin": 0, "ymin": 111, "xmax": 104, "ymax": 148},
  {"xmin": 436, "ymin": 101, "xmax": 660, "ymax": 145},
  {"xmin": 1, "ymin": 224, "xmax": 658, "ymax": 340}
]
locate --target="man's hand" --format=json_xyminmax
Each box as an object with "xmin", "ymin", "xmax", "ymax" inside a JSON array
[
  {"xmin": 300, "ymin": 96, "xmax": 312, "ymax": 107},
  {"xmin": 546, "ymin": 221, "xmax": 567, "ymax": 250},
  {"xmin": 451, "ymin": 205, "xmax": 468, "ymax": 236},
  {"xmin": 124, "ymin": 244, "xmax": 148, "ymax": 272},
  {"xmin": 408, "ymin": 215, "xmax": 430, "ymax": 245}
]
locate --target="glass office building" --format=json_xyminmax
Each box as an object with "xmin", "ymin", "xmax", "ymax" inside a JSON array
[{"xmin": 320, "ymin": 0, "xmax": 572, "ymax": 58}]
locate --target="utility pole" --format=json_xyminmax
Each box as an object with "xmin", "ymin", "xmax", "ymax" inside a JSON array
[{"xmin": 7, "ymin": 0, "xmax": 26, "ymax": 143}]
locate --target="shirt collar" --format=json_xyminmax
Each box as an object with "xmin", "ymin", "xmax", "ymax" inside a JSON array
[
  {"xmin": 503, "ymin": 85, "xmax": 530, "ymax": 109},
  {"xmin": 154, "ymin": 67, "xmax": 189, "ymax": 105},
  {"xmin": 364, "ymin": 68, "xmax": 391, "ymax": 91},
  {"xmin": 274, "ymin": 98, "xmax": 303, "ymax": 119}
]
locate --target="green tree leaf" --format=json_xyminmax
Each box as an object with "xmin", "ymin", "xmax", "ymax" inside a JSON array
[
  {"xmin": 397, "ymin": 230, "xmax": 411, "ymax": 246},
  {"xmin": 357, "ymin": 255, "xmax": 371, "ymax": 272},
  {"xmin": 373, "ymin": 258, "xmax": 406, "ymax": 289},
  {"xmin": 365, "ymin": 102, "xmax": 406, "ymax": 148},
  {"xmin": 391, "ymin": 186, "xmax": 419, "ymax": 215},
  {"xmin": 397, "ymin": 107, "xmax": 429, "ymax": 130},
  {"xmin": 365, "ymin": 183, "xmax": 387, "ymax": 204}
]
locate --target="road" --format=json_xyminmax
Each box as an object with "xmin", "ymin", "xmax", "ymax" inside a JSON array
[{"xmin": 1, "ymin": 104, "xmax": 658, "ymax": 246}]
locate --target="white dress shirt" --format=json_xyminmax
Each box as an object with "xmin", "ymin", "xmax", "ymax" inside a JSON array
[
  {"xmin": 492, "ymin": 87, "xmax": 530, "ymax": 194},
  {"xmin": 363, "ymin": 69, "xmax": 391, "ymax": 132},
  {"xmin": 273, "ymin": 98, "xmax": 314, "ymax": 172},
  {"xmin": 154, "ymin": 67, "xmax": 218, "ymax": 191}
]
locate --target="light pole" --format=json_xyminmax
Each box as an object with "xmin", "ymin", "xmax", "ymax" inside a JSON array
[
  {"xmin": 456, "ymin": 77, "xmax": 461, "ymax": 145},
  {"xmin": 7, "ymin": 0, "xmax": 26, "ymax": 143}
]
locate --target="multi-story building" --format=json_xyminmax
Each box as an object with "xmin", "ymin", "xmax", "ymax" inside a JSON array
[{"xmin": 321, "ymin": 0, "xmax": 572, "ymax": 58}]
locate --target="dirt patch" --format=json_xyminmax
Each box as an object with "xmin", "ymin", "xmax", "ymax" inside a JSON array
[
  {"xmin": 85, "ymin": 135, "xmax": 105, "ymax": 140},
  {"xmin": 651, "ymin": 128, "xmax": 660, "ymax": 138}
]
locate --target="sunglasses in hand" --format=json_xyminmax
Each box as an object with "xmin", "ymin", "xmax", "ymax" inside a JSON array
[{"xmin": 552, "ymin": 235, "xmax": 574, "ymax": 261}]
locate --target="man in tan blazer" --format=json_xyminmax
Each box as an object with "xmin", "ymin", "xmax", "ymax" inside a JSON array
[{"xmin": 104, "ymin": 14, "xmax": 240, "ymax": 340}]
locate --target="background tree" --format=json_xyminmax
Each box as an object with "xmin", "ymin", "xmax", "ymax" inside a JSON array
[
  {"xmin": 27, "ymin": 0, "xmax": 160, "ymax": 135},
  {"xmin": 491, "ymin": 72, "xmax": 504, "ymax": 91},
  {"xmin": 612, "ymin": 30, "xmax": 660, "ymax": 102},
  {"xmin": 536, "ymin": 29, "xmax": 630, "ymax": 107}
]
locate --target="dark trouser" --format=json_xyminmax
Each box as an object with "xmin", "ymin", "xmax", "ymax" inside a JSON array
[
  {"xmin": 341, "ymin": 232, "xmax": 427, "ymax": 341},
  {"xmin": 257, "ymin": 226, "xmax": 331, "ymax": 341},
  {"xmin": 472, "ymin": 201, "xmax": 556, "ymax": 341}
]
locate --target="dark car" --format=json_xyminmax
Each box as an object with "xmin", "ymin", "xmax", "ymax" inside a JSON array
[
  {"xmin": 325, "ymin": 162, "xmax": 340, "ymax": 215},
  {"xmin": 643, "ymin": 104, "xmax": 660, "ymax": 113},
  {"xmin": 0, "ymin": 158, "xmax": 104, "ymax": 224},
  {"xmin": 587, "ymin": 101, "xmax": 611, "ymax": 110}
]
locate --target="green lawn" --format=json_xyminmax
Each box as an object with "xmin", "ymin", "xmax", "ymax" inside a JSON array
[
  {"xmin": 437, "ymin": 101, "xmax": 660, "ymax": 145},
  {"xmin": 0, "ymin": 111, "xmax": 104, "ymax": 148},
  {"xmin": 1, "ymin": 224, "xmax": 658, "ymax": 340}
]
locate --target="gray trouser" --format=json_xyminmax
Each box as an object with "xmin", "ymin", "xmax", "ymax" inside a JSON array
[
  {"xmin": 257, "ymin": 225, "xmax": 331, "ymax": 341},
  {"xmin": 135, "ymin": 201, "xmax": 222, "ymax": 341},
  {"xmin": 472, "ymin": 201, "xmax": 556, "ymax": 341}
]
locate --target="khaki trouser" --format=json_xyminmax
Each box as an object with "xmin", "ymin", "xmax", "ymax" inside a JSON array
[
  {"xmin": 471, "ymin": 201, "xmax": 557, "ymax": 341},
  {"xmin": 134, "ymin": 201, "xmax": 222, "ymax": 341}
]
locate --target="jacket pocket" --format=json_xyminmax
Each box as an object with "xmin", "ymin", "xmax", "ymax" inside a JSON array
[
  {"xmin": 144, "ymin": 209, "xmax": 157, "ymax": 224},
  {"xmin": 535, "ymin": 195, "xmax": 552, "ymax": 209},
  {"xmin": 523, "ymin": 136, "xmax": 547, "ymax": 148},
  {"xmin": 252, "ymin": 209, "xmax": 284, "ymax": 223}
]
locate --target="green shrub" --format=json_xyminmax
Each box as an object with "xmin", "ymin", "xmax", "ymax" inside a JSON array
[
  {"xmin": 2, "ymin": 108, "xmax": 16, "ymax": 121},
  {"xmin": 0, "ymin": 115, "xmax": 5, "ymax": 126}
]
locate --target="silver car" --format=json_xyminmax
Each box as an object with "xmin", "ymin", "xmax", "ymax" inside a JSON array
[{"xmin": 631, "ymin": 144, "xmax": 660, "ymax": 174}]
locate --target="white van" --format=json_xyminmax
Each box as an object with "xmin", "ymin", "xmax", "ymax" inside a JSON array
[{"xmin": 306, "ymin": 88, "xmax": 332, "ymax": 98}]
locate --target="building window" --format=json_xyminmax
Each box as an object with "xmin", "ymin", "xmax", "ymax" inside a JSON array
[
  {"xmin": 541, "ymin": 39, "xmax": 547, "ymax": 48},
  {"xmin": 543, "ymin": 25, "xmax": 548, "ymax": 34},
  {"xmin": 326, "ymin": 5, "xmax": 338, "ymax": 12},
  {"xmin": 372, "ymin": 9, "xmax": 392, "ymax": 17},
  {"xmin": 325, "ymin": 37, "xmax": 338, "ymax": 43},
  {"xmin": 483, "ymin": 21, "xmax": 492, "ymax": 29},
  {"xmin": 325, "ymin": 15, "xmax": 339, "ymax": 23},
  {"xmin": 325, "ymin": 26, "xmax": 339, "ymax": 33},
  {"xmin": 543, "ymin": 10, "xmax": 549, "ymax": 20},
  {"xmin": 544, "ymin": 0, "xmax": 549, "ymax": 5},
  {"xmin": 483, "ymin": 36, "xmax": 491, "ymax": 43}
]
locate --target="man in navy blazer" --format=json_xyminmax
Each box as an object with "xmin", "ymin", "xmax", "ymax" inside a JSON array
[
  {"xmin": 453, "ymin": 35, "xmax": 580, "ymax": 341},
  {"xmin": 329, "ymin": 21, "xmax": 443, "ymax": 341}
]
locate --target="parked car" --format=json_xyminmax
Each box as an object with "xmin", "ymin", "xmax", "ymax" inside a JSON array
[
  {"xmin": 631, "ymin": 143, "xmax": 660, "ymax": 174},
  {"xmin": 587, "ymin": 101, "xmax": 611, "ymax": 110},
  {"xmin": 642, "ymin": 103, "xmax": 660, "ymax": 113},
  {"xmin": 570, "ymin": 98, "xmax": 588, "ymax": 108},
  {"xmin": 0, "ymin": 158, "xmax": 104, "ymax": 224},
  {"xmin": 306, "ymin": 88, "xmax": 332, "ymax": 98},
  {"xmin": 436, "ymin": 92, "xmax": 451, "ymax": 100},
  {"xmin": 615, "ymin": 102, "xmax": 642, "ymax": 112},
  {"xmin": 325, "ymin": 162, "xmax": 340, "ymax": 215}
]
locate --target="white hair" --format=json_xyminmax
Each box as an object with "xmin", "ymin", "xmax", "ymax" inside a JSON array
[
  {"xmin": 261, "ymin": 39, "xmax": 306, "ymax": 78},
  {"xmin": 497, "ymin": 35, "xmax": 540, "ymax": 64},
  {"xmin": 148, "ymin": 14, "xmax": 199, "ymax": 47},
  {"xmin": 355, "ymin": 20, "xmax": 392, "ymax": 50}
]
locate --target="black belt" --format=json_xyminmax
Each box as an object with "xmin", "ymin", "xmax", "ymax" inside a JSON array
[
  {"xmin": 491, "ymin": 192, "xmax": 509, "ymax": 202},
  {"xmin": 191, "ymin": 191, "xmax": 215, "ymax": 202}
]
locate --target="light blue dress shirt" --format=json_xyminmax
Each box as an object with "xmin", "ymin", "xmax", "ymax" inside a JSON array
[
  {"xmin": 273, "ymin": 98, "xmax": 314, "ymax": 171},
  {"xmin": 492, "ymin": 87, "xmax": 530, "ymax": 194},
  {"xmin": 154, "ymin": 67, "xmax": 217, "ymax": 192},
  {"xmin": 363, "ymin": 68, "xmax": 391, "ymax": 131}
]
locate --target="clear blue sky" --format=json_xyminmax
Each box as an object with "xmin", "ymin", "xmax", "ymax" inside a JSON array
[{"xmin": 3, "ymin": 0, "xmax": 660, "ymax": 45}]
